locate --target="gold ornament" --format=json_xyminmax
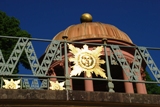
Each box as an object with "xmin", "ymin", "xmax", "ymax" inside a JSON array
[
  {"xmin": 80, "ymin": 13, "xmax": 92, "ymax": 23},
  {"xmin": 3, "ymin": 79, "xmax": 21, "ymax": 89},
  {"xmin": 68, "ymin": 44, "xmax": 107, "ymax": 79},
  {"xmin": 49, "ymin": 81, "xmax": 65, "ymax": 90}
]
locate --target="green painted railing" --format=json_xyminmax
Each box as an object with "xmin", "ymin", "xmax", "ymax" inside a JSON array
[{"xmin": 0, "ymin": 35, "xmax": 160, "ymax": 92}]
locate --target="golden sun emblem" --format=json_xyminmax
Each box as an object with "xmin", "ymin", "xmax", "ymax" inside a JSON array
[
  {"xmin": 68, "ymin": 44, "xmax": 107, "ymax": 79},
  {"xmin": 3, "ymin": 79, "xmax": 21, "ymax": 89},
  {"xmin": 49, "ymin": 81, "xmax": 65, "ymax": 90}
]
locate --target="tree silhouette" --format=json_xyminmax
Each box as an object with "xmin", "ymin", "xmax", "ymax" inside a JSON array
[
  {"xmin": 145, "ymin": 71, "xmax": 160, "ymax": 94},
  {"xmin": 0, "ymin": 11, "xmax": 31, "ymax": 74}
]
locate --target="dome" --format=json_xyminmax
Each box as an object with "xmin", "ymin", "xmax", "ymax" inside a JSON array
[
  {"xmin": 53, "ymin": 22, "xmax": 133, "ymax": 44},
  {"xmin": 53, "ymin": 13, "xmax": 132, "ymax": 44}
]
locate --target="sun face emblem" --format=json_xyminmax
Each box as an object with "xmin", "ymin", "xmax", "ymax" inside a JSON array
[
  {"xmin": 49, "ymin": 81, "xmax": 65, "ymax": 90},
  {"xmin": 68, "ymin": 44, "xmax": 107, "ymax": 79},
  {"xmin": 3, "ymin": 79, "xmax": 21, "ymax": 89}
]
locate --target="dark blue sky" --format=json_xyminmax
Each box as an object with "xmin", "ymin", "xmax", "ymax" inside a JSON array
[{"xmin": 1, "ymin": 0, "xmax": 160, "ymax": 74}]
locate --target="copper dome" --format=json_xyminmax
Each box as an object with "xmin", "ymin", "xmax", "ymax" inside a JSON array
[{"xmin": 53, "ymin": 22, "xmax": 133, "ymax": 44}]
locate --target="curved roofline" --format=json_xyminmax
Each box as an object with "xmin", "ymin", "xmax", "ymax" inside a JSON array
[{"xmin": 53, "ymin": 22, "xmax": 133, "ymax": 44}]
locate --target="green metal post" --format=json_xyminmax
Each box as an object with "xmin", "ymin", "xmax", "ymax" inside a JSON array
[
  {"xmin": 1, "ymin": 77, "xmax": 3, "ymax": 88},
  {"xmin": 102, "ymin": 38, "xmax": 115, "ymax": 92},
  {"xmin": 47, "ymin": 78, "xmax": 49, "ymax": 90},
  {"xmin": 62, "ymin": 36, "xmax": 71, "ymax": 90},
  {"xmin": 20, "ymin": 77, "xmax": 22, "ymax": 89}
]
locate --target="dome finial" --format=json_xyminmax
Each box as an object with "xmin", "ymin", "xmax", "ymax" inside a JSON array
[{"xmin": 80, "ymin": 13, "xmax": 92, "ymax": 23}]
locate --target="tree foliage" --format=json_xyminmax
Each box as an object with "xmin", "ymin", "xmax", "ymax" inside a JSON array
[
  {"xmin": 0, "ymin": 11, "xmax": 31, "ymax": 74},
  {"xmin": 145, "ymin": 71, "xmax": 160, "ymax": 94}
]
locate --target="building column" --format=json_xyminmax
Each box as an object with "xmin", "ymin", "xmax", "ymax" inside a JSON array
[
  {"xmin": 123, "ymin": 70, "xmax": 134, "ymax": 93},
  {"xmin": 136, "ymin": 79, "xmax": 147, "ymax": 94},
  {"xmin": 142, "ymin": 83, "xmax": 147, "ymax": 94},
  {"xmin": 136, "ymin": 68, "xmax": 147, "ymax": 94},
  {"xmin": 84, "ymin": 73, "xmax": 94, "ymax": 91}
]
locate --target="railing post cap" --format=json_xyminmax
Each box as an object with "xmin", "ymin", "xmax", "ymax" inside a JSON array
[
  {"xmin": 102, "ymin": 38, "xmax": 107, "ymax": 41},
  {"xmin": 62, "ymin": 36, "xmax": 68, "ymax": 40},
  {"xmin": 102, "ymin": 38, "xmax": 107, "ymax": 44}
]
